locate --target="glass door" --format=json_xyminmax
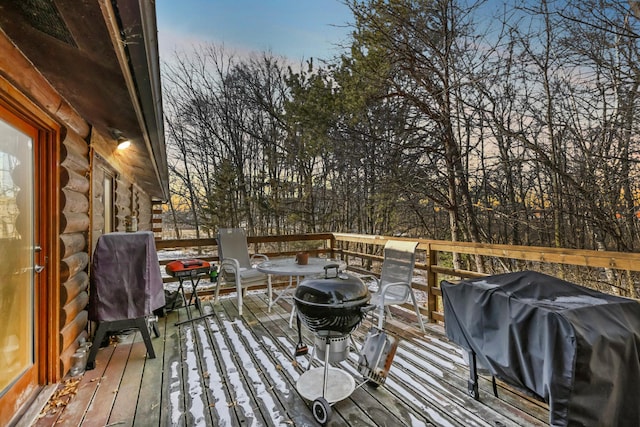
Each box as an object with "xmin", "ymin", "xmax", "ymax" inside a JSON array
[{"xmin": 0, "ymin": 108, "xmax": 37, "ymax": 400}]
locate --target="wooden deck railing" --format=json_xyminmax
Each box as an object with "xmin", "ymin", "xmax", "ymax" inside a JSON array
[{"xmin": 155, "ymin": 232, "xmax": 640, "ymax": 325}]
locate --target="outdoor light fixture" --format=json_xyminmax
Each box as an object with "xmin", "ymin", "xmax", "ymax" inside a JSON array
[
  {"xmin": 109, "ymin": 128, "xmax": 131, "ymax": 150},
  {"xmin": 116, "ymin": 137, "xmax": 131, "ymax": 150}
]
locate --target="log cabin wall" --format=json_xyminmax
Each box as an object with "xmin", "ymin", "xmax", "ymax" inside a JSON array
[
  {"xmin": 0, "ymin": 79, "xmax": 164, "ymax": 384},
  {"xmin": 0, "ymin": 4, "xmax": 167, "ymax": 421},
  {"xmin": 152, "ymin": 201, "xmax": 164, "ymax": 238},
  {"xmin": 114, "ymin": 175, "xmax": 131, "ymax": 232},
  {"xmin": 65, "ymin": 135, "xmax": 161, "ymax": 376},
  {"xmin": 59, "ymin": 129, "xmax": 91, "ymax": 375},
  {"xmin": 135, "ymin": 184, "xmax": 153, "ymax": 231},
  {"xmin": 90, "ymin": 154, "xmax": 112, "ymax": 255},
  {"xmin": 90, "ymin": 157, "xmax": 153, "ymax": 237},
  {"xmin": 111, "ymin": 177, "xmax": 154, "ymax": 233},
  {"xmin": 0, "ymin": 27, "xmax": 94, "ymax": 383}
]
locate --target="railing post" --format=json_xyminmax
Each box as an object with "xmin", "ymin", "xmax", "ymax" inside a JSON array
[
  {"xmin": 426, "ymin": 244, "xmax": 438, "ymax": 322},
  {"xmin": 329, "ymin": 234, "xmax": 336, "ymax": 259}
]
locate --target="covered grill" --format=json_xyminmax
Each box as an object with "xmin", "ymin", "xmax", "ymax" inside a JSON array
[
  {"xmin": 441, "ymin": 271, "xmax": 640, "ymax": 427},
  {"xmin": 86, "ymin": 231, "xmax": 165, "ymax": 369}
]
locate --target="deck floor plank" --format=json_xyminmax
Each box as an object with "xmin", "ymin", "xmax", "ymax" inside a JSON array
[
  {"xmin": 159, "ymin": 307, "xmax": 189, "ymax": 427},
  {"xmin": 107, "ymin": 332, "xmax": 148, "ymax": 427},
  {"xmin": 133, "ymin": 314, "xmax": 168, "ymax": 426},
  {"xmin": 80, "ymin": 334, "xmax": 135, "ymax": 427},
  {"xmin": 215, "ymin": 299, "xmax": 299, "ymax": 426},
  {"xmin": 194, "ymin": 314, "xmax": 247, "ymax": 427},
  {"xmin": 34, "ymin": 293, "xmax": 552, "ymax": 427},
  {"xmin": 196, "ymin": 307, "xmax": 261, "ymax": 426},
  {"xmin": 43, "ymin": 338, "xmax": 119, "ymax": 427},
  {"xmin": 178, "ymin": 318, "xmax": 215, "ymax": 426}
]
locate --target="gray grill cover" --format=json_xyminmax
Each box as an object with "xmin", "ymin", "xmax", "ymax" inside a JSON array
[
  {"xmin": 89, "ymin": 231, "xmax": 165, "ymax": 321},
  {"xmin": 441, "ymin": 271, "xmax": 640, "ymax": 427}
]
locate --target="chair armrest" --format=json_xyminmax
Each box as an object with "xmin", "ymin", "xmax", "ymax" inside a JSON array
[
  {"xmin": 250, "ymin": 253, "xmax": 269, "ymax": 265},
  {"xmin": 220, "ymin": 258, "xmax": 241, "ymax": 284},
  {"xmin": 360, "ymin": 274, "xmax": 380, "ymax": 286},
  {"xmin": 379, "ymin": 281, "xmax": 411, "ymax": 300},
  {"xmin": 220, "ymin": 257, "xmax": 241, "ymax": 270}
]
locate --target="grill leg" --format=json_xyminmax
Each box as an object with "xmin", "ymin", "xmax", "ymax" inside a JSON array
[
  {"xmin": 322, "ymin": 339, "xmax": 331, "ymax": 399},
  {"xmin": 86, "ymin": 317, "xmax": 156, "ymax": 370},
  {"xmin": 86, "ymin": 322, "xmax": 109, "ymax": 370},
  {"xmin": 468, "ymin": 350, "xmax": 479, "ymax": 400},
  {"xmin": 190, "ymin": 275, "xmax": 203, "ymax": 314},
  {"xmin": 135, "ymin": 317, "xmax": 156, "ymax": 359},
  {"xmin": 177, "ymin": 278, "xmax": 188, "ymax": 308},
  {"xmin": 294, "ymin": 315, "xmax": 308, "ymax": 357}
]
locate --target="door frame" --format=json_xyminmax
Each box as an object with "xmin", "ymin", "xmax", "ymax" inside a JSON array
[{"xmin": 0, "ymin": 78, "xmax": 60, "ymax": 425}]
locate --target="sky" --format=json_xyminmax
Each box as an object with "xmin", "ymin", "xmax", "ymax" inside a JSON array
[{"xmin": 155, "ymin": 0, "xmax": 354, "ymax": 63}]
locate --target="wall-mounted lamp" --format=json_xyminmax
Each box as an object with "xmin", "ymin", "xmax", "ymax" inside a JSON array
[
  {"xmin": 116, "ymin": 137, "xmax": 131, "ymax": 150},
  {"xmin": 109, "ymin": 128, "xmax": 131, "ymax": 150}
]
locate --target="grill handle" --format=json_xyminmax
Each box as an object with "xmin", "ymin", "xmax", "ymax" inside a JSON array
[
  {"xmin": 324, "ymin": 263, "xmax": 340, "ymax": 278},
  {"xmin": 360, "ymin": 304, "xmax": 376, "ymax": 314}
]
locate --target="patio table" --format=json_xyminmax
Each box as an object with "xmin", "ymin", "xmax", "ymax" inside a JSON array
[{"xmin": 257, "ymin": 257, "xmax": 346, "ymax": 320}]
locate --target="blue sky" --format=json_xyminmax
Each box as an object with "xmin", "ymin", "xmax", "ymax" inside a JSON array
[{"xmin": 156, "ymin": 0, "xmax": 354, "ymax": 62}]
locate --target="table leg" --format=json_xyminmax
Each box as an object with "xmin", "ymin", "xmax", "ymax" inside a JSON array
[{"xmin": 270, "ymin": 275, "xmax": 294, "ymax": 310}]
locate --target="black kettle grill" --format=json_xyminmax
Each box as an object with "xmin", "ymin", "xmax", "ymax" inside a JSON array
[
  {"xmin": 294, "ymin": 264, "xmax": 371, "ymax": 336},
  {"xmin": 293, "ymin": 264, "xmax": 398, "ymax": 425}
]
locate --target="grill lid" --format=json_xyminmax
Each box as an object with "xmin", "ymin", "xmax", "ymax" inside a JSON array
[{"xmin": 294, "ymin": 264, "xmax": 370, "ymax": 308}]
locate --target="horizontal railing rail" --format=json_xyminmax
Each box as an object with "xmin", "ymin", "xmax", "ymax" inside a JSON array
[{"xmin": 156, "ymin": 232, "xmax": 640, "ymax": 325}]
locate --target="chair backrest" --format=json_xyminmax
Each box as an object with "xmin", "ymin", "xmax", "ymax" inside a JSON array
[
  {"xmin": 217, "ymin": 228, "xmax": 252, "ymax": 269},
  {"xmin": 380, "ymin": 240, "xmax": 419, "ymax": 302}
]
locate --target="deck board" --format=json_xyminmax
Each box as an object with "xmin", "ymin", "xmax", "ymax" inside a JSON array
[
  {"xmin": 32, "ymin": 293, "xmax": 549, "ymax": 426},
  {"xmin": 134, "ymin": 316, "xmax": 166, "ymax": 426},
  {"xmin": 106, "ymin": 334, "xmax": 147, "ymax": 426},
  {"xmin": 37, "ymin": 338, "xmax": 117, "ymax": 426},
  {"xmin": 82, "ymin": 334, "xmax": 133, "ymax": 427}
]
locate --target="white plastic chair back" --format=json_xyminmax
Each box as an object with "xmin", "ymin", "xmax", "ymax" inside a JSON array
[
  {"xmin": 380, "ymin": 240, "xmax": 418, "ymax": 303},
  {"xmin": 218, "ymin": 228, "xmax": 252, "ymax": 281}
]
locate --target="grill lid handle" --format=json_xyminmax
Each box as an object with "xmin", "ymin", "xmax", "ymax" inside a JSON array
[{"xmin": 324, "ymin": 263, "xmax": 340, "ymax": 278}]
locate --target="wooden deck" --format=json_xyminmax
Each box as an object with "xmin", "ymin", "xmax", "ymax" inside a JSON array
[{"xmin": 31, "ymin": 292, "xmax": 548, "ymax": 426}]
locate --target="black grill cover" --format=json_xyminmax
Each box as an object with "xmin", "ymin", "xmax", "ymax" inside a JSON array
[
  {"xmin": 89, "ymin": 231, "xmax": 165, "ymax": 321},
  {"xmin": 441, "ymin": 271, "xmax": 640, "ymax": 427}
]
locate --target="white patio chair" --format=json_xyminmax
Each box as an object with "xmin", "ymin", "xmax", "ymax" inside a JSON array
[
  {"xmin": 214, "ymin": 228, "xmax": 270, "ymax": 316},
  {"xmin": 368, "ymin": 240, "xmax": 425, "ymax": 332}
]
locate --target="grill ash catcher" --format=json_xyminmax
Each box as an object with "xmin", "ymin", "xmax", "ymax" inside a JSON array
[{"xmin": 293, "ymin": 264, "xmax": 399, "ymax": 425}]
